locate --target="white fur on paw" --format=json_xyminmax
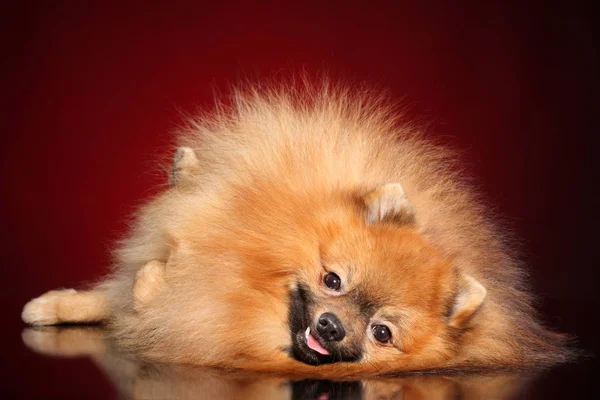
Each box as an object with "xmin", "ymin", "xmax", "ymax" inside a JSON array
[
  {"xmin": 134, "ymin": 260, "xmax": 166, "ymax": 310},
  {"xmin": 173, "ymin": 147, "xmax": 198, "ymax": 168},
  {"xmin": 170, "ymin": 147, "xmax": 199, "ymax": 187},
  {"xmin": 21, "ymin": 289, "xmax": 77, "ymax": 325}
]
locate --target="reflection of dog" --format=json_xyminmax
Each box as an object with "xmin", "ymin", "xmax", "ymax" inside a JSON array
[
  {"xmin": 22, "ymin": 84, "xmax": 571, "ymax": 376},
  {"xmin": 22, "ymin": 327, "xmax": 534, "ymax": 400}
]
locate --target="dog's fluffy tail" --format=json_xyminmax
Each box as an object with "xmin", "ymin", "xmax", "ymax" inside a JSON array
[{"xmin": 22, "ymin": 288, "xmax": 109, "ymax": 325}]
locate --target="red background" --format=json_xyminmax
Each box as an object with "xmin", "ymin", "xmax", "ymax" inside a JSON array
[{"xmin": 1, "ymin": 1, "xmax": 597, "ymax": 397}]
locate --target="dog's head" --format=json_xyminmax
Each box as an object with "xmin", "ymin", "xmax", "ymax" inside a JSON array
[{"xmin": 286, "ymin": 184, "xmax": 487, "ymax": 366}]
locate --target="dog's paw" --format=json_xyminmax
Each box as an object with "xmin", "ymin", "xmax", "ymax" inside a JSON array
[
  {"xmin": 170, "ymin": 146, "xmax": 199, "ymax": 187},
  {"xmin": 133, "ymin": 260, "xmax": 166, "ymax": 311},
  {"xmin": 22, "ymin": 289, "xmax": 77, "ymax": 325}
]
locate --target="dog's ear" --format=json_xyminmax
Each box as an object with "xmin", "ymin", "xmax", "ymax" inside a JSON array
[
  {"xmin": 447, "ymin": 274, "xmax": 487, "ymax": 328},
  {"xmin": 363, "ymin": 183, "xmax": 415, "ymax": 225}
]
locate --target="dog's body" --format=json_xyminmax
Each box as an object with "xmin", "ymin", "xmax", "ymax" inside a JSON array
[{"xmin": 22, "ymin": 84, "xmax": 570, "ymax": 376}]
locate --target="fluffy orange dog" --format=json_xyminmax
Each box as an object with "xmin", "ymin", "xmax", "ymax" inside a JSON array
[{"xmin": 22, "ymin": 83, "xmax": 570, "ymax": 376}]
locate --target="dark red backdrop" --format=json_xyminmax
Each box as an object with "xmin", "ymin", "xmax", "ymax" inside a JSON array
[{"xmin": 1, "ymin": 1, "xmax": 597, "ymax": 397}]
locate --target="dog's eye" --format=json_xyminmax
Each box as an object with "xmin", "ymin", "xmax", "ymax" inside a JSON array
[
  {"xmin": 323, "ymin": 272, "xmax": 341, "ymax": 290},
  {"xmin": 372, "ymin": 325, "xmax": 392, "ymax": 343}
]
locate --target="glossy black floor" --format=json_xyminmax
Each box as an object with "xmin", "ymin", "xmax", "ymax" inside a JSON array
[{"xmin": 8, "ymin": 325, "xmax": 598, "ymax": 399}]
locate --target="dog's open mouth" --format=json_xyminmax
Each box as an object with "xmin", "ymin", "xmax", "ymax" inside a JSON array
[
  {"xmin": 288, "ymin": 284, "xmax": 361, "ymax": 365},
  {"xmin": 288, "ymin": 284, "xmax": 332, "ymax": 365},
  {"xmin": 292, "ymin": 323, "xmax": 334, "ymax": 365},
  {"xmin": 305, "ymin": 327, "xmax": 330, "ymax": 355}
]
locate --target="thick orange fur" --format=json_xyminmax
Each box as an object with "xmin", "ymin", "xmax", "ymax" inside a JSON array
[{"xmin": 22, "ymin": 81, "xmax": 572, "ymax": 377}]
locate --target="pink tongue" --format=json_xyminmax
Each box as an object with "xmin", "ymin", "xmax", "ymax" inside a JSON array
[{"xmin": 307, "ymin": 332, "xmax": 330, "ymax": 355}]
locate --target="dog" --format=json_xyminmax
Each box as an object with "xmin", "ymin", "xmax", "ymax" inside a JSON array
[{"xmin": 22, "ymin": 83, "xmax": 571, "ymax": 377}]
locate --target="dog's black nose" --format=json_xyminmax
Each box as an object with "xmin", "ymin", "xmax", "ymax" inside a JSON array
[{"xmin": 317, "ymin": 312, "xmax": 346, "ymax": 342}]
